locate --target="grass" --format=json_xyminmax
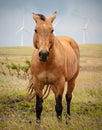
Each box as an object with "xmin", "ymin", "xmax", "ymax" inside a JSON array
[
  {"xmin": 0, "ymin": 46, "xmax": 34, "ymax": 56},
  {"xmin": 0, "ymin": 44, "xmax": 102, "ymax": 130}
]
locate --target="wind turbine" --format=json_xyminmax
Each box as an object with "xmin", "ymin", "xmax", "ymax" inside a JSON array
[
  {"xmin": 81, "ymin": 20, "xmax": 89, "ymax": 44},
  {"xmin": 16, "ymin": 16, "xmax": 25, "ymax": 46},
  {"xmin": 53, "ymin": 20, "xmax": 59, "ymax": 28}
]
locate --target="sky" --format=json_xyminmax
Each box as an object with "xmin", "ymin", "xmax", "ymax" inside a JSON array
[{"xmin": 0, "ymin": 0, "xmax": 102, "ymax": 46}]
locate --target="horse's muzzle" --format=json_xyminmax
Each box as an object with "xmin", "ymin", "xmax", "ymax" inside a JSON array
[{"xmin": 39, "ymin": 51, "xmax": 49, "ymax": 62}]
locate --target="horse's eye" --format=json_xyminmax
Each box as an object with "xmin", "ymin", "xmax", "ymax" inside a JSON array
[
  {"xmin": 34, "ymin": 29, "xmax": 38, "ymax": 33},
  {"xmin": 51, "ymin": 29, "xmax": 54, "ymax": 33}
]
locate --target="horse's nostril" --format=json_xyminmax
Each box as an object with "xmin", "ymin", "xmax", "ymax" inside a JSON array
[
  {"xmin": 46, "ymin": 51, "xmax": 49, "ymax": 56},
  {"xmin": 39, "ymin": 51, "xmax": 42, "ymax": 57}
]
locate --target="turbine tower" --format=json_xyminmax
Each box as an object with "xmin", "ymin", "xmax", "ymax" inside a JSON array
[
  {"xmin": 82, "ymin": 20, "xmax": 89, "ymax": 44},
  {"xmin": 17, "ymin": 16, "xmax": 25, "ymax": 46}
]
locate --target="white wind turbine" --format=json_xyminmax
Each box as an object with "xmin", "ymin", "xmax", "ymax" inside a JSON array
[
  {"xmin": 16, "ymin": 16, "xmax": 25, "ymax": 46},
  {"xmin": 53, "ymin": 20, "xmax": 59, "ymax": 28},
  {"xmin": 82, "ymin": 20, "xmax": 89, "ymax": 44}
]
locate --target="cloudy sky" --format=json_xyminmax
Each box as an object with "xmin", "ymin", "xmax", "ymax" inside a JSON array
[{"xmin": 0, "ymin": 0, "xmax": 102, "ymax": 46}]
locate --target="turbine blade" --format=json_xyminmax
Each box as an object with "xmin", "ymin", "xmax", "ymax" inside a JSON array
[
  {"xmin": 84, "ymin": 23, "xmax": 88, "ymax": 29},
  {"xmin": 84, "ymin": 19, "xmax": 89, "ymax": 29},
  {"xmin": 16, "ymin": 26, "xmax": 24, "ymax": 33},
  {"xmin": 22, "ymin": 16, "xmax": 24, "ymax": 27},
  {"xmin": 53, "ymin": 20, "xmax": 59, "ymax": 28}
]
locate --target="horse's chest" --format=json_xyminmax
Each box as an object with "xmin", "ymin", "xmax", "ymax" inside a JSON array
[{"xmin": 37, "ymin": 71, "xmax": 56, "ymax": 85}]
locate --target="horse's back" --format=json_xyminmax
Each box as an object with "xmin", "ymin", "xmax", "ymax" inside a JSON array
[{"xmin": 57, "ymin": 36, "xmax": 80, "ymax": 60}]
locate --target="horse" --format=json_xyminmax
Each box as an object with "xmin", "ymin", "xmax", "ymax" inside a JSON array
[{"xmin": 31, "ymin": 12, "xmax": 80, "ymax": 123}]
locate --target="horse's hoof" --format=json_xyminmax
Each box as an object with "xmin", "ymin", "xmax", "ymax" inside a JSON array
[
  {"xmin": 57, "ymin": 116, "xmax": 62, "ymax": 122},
  {"xmin": 66, "ymin": 114, "xmax": 71, "ymax": 124},
  {"xmin": 36, "ymin": 118, "xmax": 41, "ymax": 124}
]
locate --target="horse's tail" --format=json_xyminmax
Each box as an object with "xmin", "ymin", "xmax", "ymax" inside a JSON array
[
  {"xmin": 42, "ymin": 85, "xmax": 51, "ymax": 99},
  {"xmin": 27, "ymin": 77, "xmax": 51, "ymax": 101},
  {"xmin": 27, "ymin": 81, "xmax": 36, "ymax": 101}
]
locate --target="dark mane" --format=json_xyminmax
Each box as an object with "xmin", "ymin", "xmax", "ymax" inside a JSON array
[{"xmin": 36, "ymin": 14, "xmax": 46, "ymax": 21}]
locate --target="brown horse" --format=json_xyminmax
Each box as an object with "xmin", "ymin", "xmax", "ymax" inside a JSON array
[{"xmin": 31, "ymin": 12, "xmax": 80, "ymax": 123}]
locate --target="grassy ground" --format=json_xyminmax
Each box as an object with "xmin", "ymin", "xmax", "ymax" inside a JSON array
[{"xmin": 0, "ymin": 44, "xmax": 102, "ymax": 130}]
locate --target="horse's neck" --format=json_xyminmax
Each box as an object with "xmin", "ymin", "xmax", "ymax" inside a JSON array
[
  {"xmin": 49, "ymin": 37, "xmax": 58, "ymax": 58},
  {"xmin": 49, "ymin": 37, "xmax": 61, "ymax": 60},
  {"xmin": 53, "ymin": 36, "xmax": 62, "ymax": 53}
]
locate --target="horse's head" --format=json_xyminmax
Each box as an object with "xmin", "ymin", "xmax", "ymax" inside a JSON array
[{"xmin": 32, "ymin": 12, "xmax": 56, "ymax": 62}]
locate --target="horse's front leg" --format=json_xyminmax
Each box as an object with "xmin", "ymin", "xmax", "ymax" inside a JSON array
[
  {"xmin": 65, "ymin": 78, "xmax": 75, "ymax": 124},
  {"xmin": 36, "ymin": 94, "xmax": 43, "ymax": 123},
  {"xmin": 32, "ymin": 78, "xmax": 44, "ymax": 123},
  {"xmin": 54, "ymin": 77, "xmax": 65, "ymax": 121},
  {"xmin": 55, "ymin": 95, "xmax": 63, "ymax": 121}
]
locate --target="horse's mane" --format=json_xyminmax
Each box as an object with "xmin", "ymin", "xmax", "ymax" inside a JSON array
[{"xmin": 36, "ymin": 14, "xmax": 46, "ymax": 21}]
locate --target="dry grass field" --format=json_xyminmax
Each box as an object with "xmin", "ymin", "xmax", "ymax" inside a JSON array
[{"xmin": 0, "ymin": 44, "xmax": 102, "ymax": 130}]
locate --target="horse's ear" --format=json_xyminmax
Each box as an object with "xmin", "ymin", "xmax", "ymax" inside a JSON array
[
  {"xmin": 32, "ymin": 13, "xmax": 39, "ymax": 23},
  {"xmin": 49, "ymin": 12, "xmax": 57, "ymax": 23}
]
